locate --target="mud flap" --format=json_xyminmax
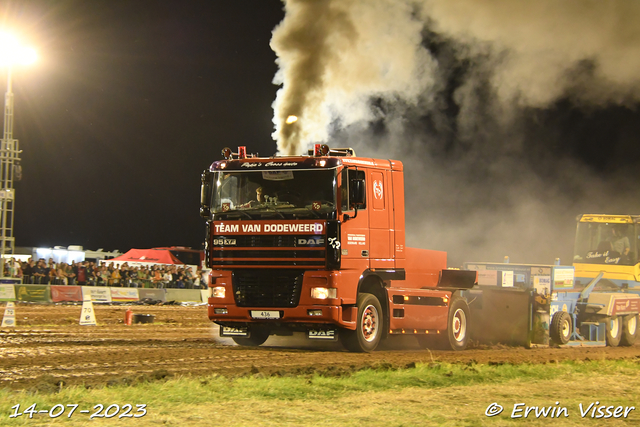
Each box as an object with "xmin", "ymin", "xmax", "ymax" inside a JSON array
[
  {"xmin": 438, "ymin": 269, "xmax": 477, "ymax": 289},
  {"xmin": 220, "ymin": 325, "xmax": 249, "ymax": 337},
  {"xmin": 307, "ymin": 329, "xmax": 338, "ymax": 340}
]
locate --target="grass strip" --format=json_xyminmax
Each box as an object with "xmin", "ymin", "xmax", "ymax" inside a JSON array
[{"xmin": 0, "ymin": 359, "xmax": 638, "ymax": 426}]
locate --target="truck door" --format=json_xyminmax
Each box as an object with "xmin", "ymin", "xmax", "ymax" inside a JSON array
[
  {"xmin": 369, "ymin": 169, "xmax": 392, "ymax": 267},
  {"xmin": 340, "ymin": 168, "xmax": 370, "ymax": 271}
]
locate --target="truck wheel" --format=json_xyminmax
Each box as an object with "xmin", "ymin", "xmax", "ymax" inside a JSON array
[
  {"xmin": 415, "ymin": 298, "xmax": 470, "ymax": 351},
  {"xmin": 606, "ymin": 316, "xmax": 622, "ymax": 347},
  {"xmin": 620, "ymin": 314, "xmax": 638, "ymax": 346},
  {"xmin": 550, "ymin": 311, "xmax": 572, "ymax": 345},
  {"xmin": 339, "ymin": 293, "xmax": 383, "ymax": 353},
  {"xmin": 446, "ymin": 298, "xmax": 470, "ymax": 351},
  {"xmin": 232, "ymin": 325, "xmax": 270, "ymax": 347}
]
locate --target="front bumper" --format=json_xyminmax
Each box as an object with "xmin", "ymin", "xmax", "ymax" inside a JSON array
[{"xmin": 208, "ymin": 301, "xmax": 357, "ymax": 329}]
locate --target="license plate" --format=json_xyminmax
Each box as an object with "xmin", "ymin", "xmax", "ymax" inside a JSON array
[
  {"xmin": 250, "ymin": 310, "xmax": 281, "ymax": 319},
  {"xmin": 220, "ymin": 326, "xmax": 248, "ymax": 337}
]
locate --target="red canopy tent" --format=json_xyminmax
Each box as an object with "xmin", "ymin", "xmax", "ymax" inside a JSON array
[{"xmin": 105, "ymin": 248, "xmax": 185, "ymax": 266}]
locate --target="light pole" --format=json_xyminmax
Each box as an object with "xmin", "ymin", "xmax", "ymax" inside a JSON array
[{"xmin": 0, "ymin": 33, "xmax": 35, "ymax": 277}]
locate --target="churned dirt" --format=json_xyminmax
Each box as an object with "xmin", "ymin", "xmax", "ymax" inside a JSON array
[{"xmin": 1, "ymin": 303, "xmax": 639, "ymax": 391}]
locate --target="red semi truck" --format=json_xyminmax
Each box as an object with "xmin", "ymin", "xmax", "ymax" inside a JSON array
[{"xmin": 200, "ymin": 145, "xmax": 477, "ymax": 352}]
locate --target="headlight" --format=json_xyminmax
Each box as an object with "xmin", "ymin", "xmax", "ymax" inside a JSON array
[
  {"xmin": 210, "ymin": 286, "xmax": 226, "ymax": 298},
  {"xmin": 310, "ymin": 287, "xmax": 337, "ymax": 299}
]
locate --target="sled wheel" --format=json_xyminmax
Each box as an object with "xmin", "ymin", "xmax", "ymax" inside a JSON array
[
  {"xmin": 550, "ymin": 311, "xmax": 572, "ymax": 345},
  {"xmin": 620, "ymin": 314, "xmax": 638, "ymax": 346},
  {"xmin": 232, "ymin": 325, "xmax": 270, "ymax": 347},
  {"xmin": 606, "ymin": 316, "xmax": 622, "ymax": 347},
  {"xmin": 340, "ymin": 293, "xmax": 383, "ymax": 352}
]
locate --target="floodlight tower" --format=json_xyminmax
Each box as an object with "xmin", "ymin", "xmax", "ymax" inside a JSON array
[{"xmin": 0, "ymin": 33, "xmax": 35, "ymax": 276}]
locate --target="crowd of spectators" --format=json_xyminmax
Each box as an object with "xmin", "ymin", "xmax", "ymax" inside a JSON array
[{"xmin": 4, "ymin": 258, "xmax": 207, "ymax": 289}]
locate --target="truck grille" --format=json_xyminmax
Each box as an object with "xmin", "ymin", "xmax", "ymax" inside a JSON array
[
  {"xmin": 212, "ymin": 234, "xmax": 326, "ymax": 268},
  {"xmin": 232, "ymin": 270, "xmax": 304, "ymax": 307}
]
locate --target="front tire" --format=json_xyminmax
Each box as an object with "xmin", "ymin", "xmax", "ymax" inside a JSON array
[
  {"xmin": 340, "ymin": 293, "xmax": 383, "ymax": 352},
  {"xmin": 232, "ymin": 325, "xmax": 270, "ymax": 347},
  {"xmin": 620, "ymin": 314, "xmax": 638, "ymax": 346},
  {"xmin": 550, "ymin": 311, "xmax": 572, "ymax": 345},
  {"xmin": 606, "ymin": 316, "xmax": 622, "ymax": 347}
]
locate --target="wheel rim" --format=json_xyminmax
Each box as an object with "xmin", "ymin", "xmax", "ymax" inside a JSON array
[
  {"xmin": 561, "ymin": 318, "xmax": 571, "ymax": 340},
  {"xmin": 361, "ymin": 304, "xmax": 379, "ymax": 342},
  {"xmin": 610, "ymin": 317, "xmax": 621, "ymax": 337},
  {"xmin": 452, "ymin": 308, "xmax": 467, "ymax": 342},
  {"xmin": 628, "ymin": 315, "xmax": 638, "ymax": 335}
]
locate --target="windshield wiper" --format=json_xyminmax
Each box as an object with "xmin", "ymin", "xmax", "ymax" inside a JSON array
[
  {"xmin": 215, "ymin": 210, "xmax": 254, "ymax": 220},
  {"xmin": 264, "ymin": 209, "xmax": 286, "ymax": 219}
]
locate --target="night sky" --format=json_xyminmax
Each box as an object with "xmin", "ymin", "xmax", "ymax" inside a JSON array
[
  {"xmin": 2, "ymin": 0, "xmax": 285, "ymax": 252},
  {"xmin": 1, "ymin": 1, "xmax": 639, "ymax": 266}
]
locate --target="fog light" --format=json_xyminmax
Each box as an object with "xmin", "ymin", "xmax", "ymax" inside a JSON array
[
  {"xmin": 310, "ymin": 287, "xmax": 337, "ymax": 299},
  {"xmin": 214, "ymin": 308, "xmax": 228, "ymax": 315},
  {"xmin": 308, "ymin": 309, "xmax": 323, "ymax": 316},
  {"xmin": 210, "ymin": 286, "xmax": 226, "ymax": 298}
]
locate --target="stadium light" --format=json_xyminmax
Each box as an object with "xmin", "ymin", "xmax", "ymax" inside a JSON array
[{"xmin": 0, "ymin": 32, "xmax": 36, "ymax": 278}]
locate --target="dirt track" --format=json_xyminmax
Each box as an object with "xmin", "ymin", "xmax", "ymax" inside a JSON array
[{"xmin": 1, "ymin": 303, "xmax": 639, "ymax": 391}]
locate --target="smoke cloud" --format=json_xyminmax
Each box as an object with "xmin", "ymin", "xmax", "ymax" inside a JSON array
[{"xmin": 270, "ymin": 0, "xmax": 640, "ymax": 266}]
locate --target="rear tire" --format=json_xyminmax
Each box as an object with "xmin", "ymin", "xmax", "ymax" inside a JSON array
[
  {"xmin": 416, "ymin": 298, "xmax": 470, "ymax": 351},
  {"xmin": 446, "ymin": 298, "xmax": 470, "ymax": 351},
  {"xmin": 550, "ymin": 311, "xmax": 572, "ymax": 345},
  {"xmin": 339, "ymin": 293, "xmax": 383, "ymax": 352},
  {"xmin": 620, "ymin": 314, "xmax": 638, "ymax": 346},
  {"xmin": 232, "ymin": 325, "xmax": 270, "ymax": 347},
  {"xmin": 606, "ymin": 316, "xmax": 622, "ymax": 347}
]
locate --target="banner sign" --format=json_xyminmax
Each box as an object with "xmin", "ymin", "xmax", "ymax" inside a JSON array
[
  {"xmin": 82, "ymin": 286, "xmax": 112, "ymax": 303},
  {"xmin": 212, "ymin": 220, "xmax": 325, "ymax": 235},
  {"xmin": 15, "ymin": 285, "xmax": 50, "ymax": 302},
  {"xmin": 0, "ymin": 284, "xmax": 16, "ymax": 301},
  {"xmin": 51, "ymin": 286, "xmax": 83, "ymax": 302},
  {"xmin": 110, "ymin": 288, "xmax": 140, "ymax": 302}
]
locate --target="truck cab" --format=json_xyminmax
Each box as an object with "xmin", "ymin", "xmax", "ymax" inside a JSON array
[{"xmin": 573, "ymin": 214, "xmax": 640, "ymax": 288}]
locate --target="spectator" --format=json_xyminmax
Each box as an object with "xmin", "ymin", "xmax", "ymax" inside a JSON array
[
  {"xmin": 152, "ymin": 268, "xmax": 166, "ymax": 288},
  {"xmin": 99, "ymin": 265, "xmax": 110, "ymax": 286},
  {"xmin": 68, "ymin": 261, "xmax": 77, "ymax": 286},
  {"xmin": 32, "ymin": 259, "xmax": 46, "ymax": 284},
  {"xmin": 22, "ymin": 258, "xmax": 34, "ymax": 284},
  {"xmin": 76, "ymin": 261, "xmax": 88, "ymax": 286},
  {"xmin": 129, "ymin": 266, "xmax": 139, "ymax": 288},
  {"xmin": 184, "ymin": 267, "xmax": 195, "ymax": 289},
  {"xmin": 163, "ymin": 269, "xmax": 173, "ymax": 288},
  {"xmin": 138, "ymin": 266, "xmax": 148, "ymax": 288},
  {"xmin": 56, "ymin": 263, "xmax": 68, "ymax": 285},
  {"xmin": 47, "ymin": 259, "xmax": 57, "ymax": 285},
  {"xmin": 110, "ymin": 266, "xmax": 121, "ymax": 287}
]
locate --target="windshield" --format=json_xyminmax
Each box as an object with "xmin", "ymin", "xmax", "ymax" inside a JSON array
[
  {"xmin": 210, "ymin": 169, "xmax": 337, "ymax": 220},
  {"xmin": 573, "ymin": 222, "xmax": 638, "ymax": 266}
]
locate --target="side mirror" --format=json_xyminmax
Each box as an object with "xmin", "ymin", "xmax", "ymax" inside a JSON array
[
  {"xmin": 200, "ymin": 170, "xmax": 212, "ymax": 218},
  {"xmin": 350, "ymin": 178, "xmax": 365, "ymax": 208}
]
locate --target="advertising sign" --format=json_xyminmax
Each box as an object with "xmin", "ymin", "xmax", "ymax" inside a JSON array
[
  {"xmin": 0, "ymin": 284, "xmax": 16, "ymax": 301},
  {"xmin": 15, "ymin": 285, "xmax": 50, "ymax": 302},
  {"xmin": 51, "ymin": 286, "xmax": 83, "ymax": 302}
]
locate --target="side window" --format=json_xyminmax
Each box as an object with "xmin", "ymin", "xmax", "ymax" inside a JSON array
[{"xmin": 341, "ymin": 168, "xmax": 366, "ymax": 211}]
